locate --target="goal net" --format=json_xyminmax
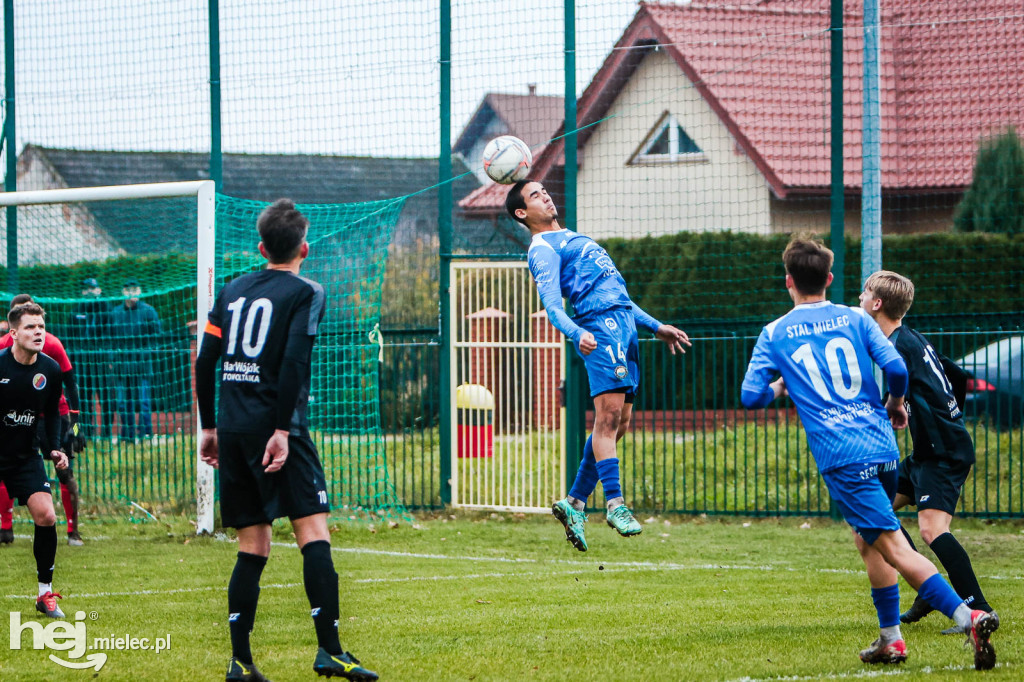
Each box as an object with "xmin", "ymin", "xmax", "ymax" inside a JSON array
[{"xmin": 0, "ymin": 182, "xmax": 408, "ymax": 531}]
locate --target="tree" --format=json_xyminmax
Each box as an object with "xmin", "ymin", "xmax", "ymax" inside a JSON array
[{"xmin": 954, "ymin": 127, "xmax": 1024, "ymax": 234}]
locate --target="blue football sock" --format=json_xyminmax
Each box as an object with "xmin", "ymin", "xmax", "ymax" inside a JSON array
[
  {"xmin": 871, "ymin": 583, "xmax": 901, "ymax": 629},
  {"xmin": 917, "ymin": 573, "xmax": 965, "ymax": 619},
  {"xmin": 595, "ymin": 457, "xmax": 621, "ymax": 502},
  {"xmin": 568, "ymin": 435, "xmax": 598, "ymax": 502}
]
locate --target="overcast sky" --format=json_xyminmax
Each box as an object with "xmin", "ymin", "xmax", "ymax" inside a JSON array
[{"xmin": 1, "ymin": 0, "xmax": 642, "ymax": 159}]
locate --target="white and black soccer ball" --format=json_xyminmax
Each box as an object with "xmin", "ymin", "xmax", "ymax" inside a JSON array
[{"xmin": 482, "ymin": 135, "xmax": 532, "ymax": 184}]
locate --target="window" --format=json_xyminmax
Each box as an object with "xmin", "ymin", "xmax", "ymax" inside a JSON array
[{"xmin": 630, "ymin": 112, "xmax": 705, "ymax": 164}]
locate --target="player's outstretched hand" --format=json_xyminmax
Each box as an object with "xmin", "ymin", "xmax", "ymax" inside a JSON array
[
  {"xmin": 199, "ymin": 428, "xmax": 219, "ymax": 468},
  {"xmin": 49, "ymin": 450, "xmax": 69, "ymax": 470},
  {"xmin": 885, "ymin": 395, "xmax": 908, "ymax": 429},
  {"xmin": 578, "ymin": 331, "xmax": 597, "ymax": 356},
  {"xmin": 263, "ymin": 429, "xmax": 290, "ymax": 473},
  {"xmin": 655, "ymin": 324, "xmax": 692, "ymax": 355}
]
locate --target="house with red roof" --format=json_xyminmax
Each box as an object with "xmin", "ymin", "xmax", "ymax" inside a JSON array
[
  {"xmin": 454, "ymin": 86, "xmax": 565, "ymax": 186},
  {"xmin": 460, "ymin": 0, "xmax": 1023, "ymax": 240}
]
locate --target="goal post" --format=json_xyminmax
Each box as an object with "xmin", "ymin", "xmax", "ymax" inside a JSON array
[{"xmin": 0, "ymin": 180, "xmax": 218, "ymax": 532}]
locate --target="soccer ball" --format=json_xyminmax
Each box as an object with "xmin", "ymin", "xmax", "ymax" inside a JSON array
[{"xmin": 482, "ymin": 135, "xmax": 532, "ymax": 184}]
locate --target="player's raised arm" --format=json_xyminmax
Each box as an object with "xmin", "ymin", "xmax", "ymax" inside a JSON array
[{"xmin": 630, "ymin": 301, "xmax": 692, "ymax": 355}]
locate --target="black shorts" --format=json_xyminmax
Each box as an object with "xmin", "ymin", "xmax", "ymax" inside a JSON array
[
  {"xmin": 218, "ymin": 431, "xmax": 330, "ymax": 529},
  {"xmin": 897, "ymin": 455, "xmax": 972, "ymax": 515},
  {"xmin": 0, "ymin": 456, "xmax": 54, "ymax": 504},
  {"xmin": 594, "ymin": 388, "xmax": 636, "ymax": 404}
]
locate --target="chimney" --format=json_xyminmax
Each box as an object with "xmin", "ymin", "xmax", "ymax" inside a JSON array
[{"xmin": 528, "ymin": 83, "xmax": 537, "ymax": 96}]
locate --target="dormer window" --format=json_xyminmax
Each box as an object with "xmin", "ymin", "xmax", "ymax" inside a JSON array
[{"xmin": 630, "ymin": 112, "xmax": 706, "ymax": 164}]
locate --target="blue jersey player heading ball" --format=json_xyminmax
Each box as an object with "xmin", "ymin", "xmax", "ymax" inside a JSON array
[
  {"xmin": 740, "ymin": 236, "xmax": 997, "ymax": 670},
  {"xmin": 505, "ymin": 179, "xmax": 690, "ymax": 551}
]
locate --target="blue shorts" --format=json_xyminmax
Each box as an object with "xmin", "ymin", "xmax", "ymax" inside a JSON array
[
  {"xmin": 821, "ymin": 459, "xmax": 900, "ymax": 545},
  {"xmin": 578, "ymin": 308, "xmax": 640, "ymax": 397}
]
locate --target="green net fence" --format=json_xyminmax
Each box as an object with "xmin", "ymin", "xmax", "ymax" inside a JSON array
[
  {"xmin": 6, "ymin": 1, "xmax": 1020, "ymax": 318},
  {"xmin": 3, "ymin": 1, "xmax": 1022, "ymax": 314},
  {"xmin": 216, "ymin": 195, "xmax": 408, "ymax": 521},
  {"xmin": 0, "ymin": 191, "xmax": 406, "ymax": 523},
  {"xmin": 3, "ymin": 1, "xmax": 1024, "ymax": 515}
]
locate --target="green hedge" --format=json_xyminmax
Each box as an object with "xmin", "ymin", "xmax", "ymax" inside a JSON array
[
  {"xmin": 602, "ymin": 230, "xmax": 1024, "ymax": 325},
  {"xmin": 5, "ymin": 228, "xmax": 1024, "ymax": 332}
]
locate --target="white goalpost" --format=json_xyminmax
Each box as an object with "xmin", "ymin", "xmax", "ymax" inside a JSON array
[{"xmin": 0, "ymin": 180, "xmax": 218, "ymax": 534}]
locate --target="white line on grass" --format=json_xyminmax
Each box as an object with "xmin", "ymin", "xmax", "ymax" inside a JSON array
[
  {"xmin": 292, "ymin": 542, "xmax": 536, "ymax": 563},
  {"xmin": 275, "ymin": 540, "xmax": 831, "ymax": 573},
  {"xmin": 727, "ymin": 661, "xmax": 1011, "ymax": 681},
  {"xmin": 2, "ymin": 582, "xmax": 302, "ymax": 601},
  {"xmin": 353, "ymin": 563, "xmax": 843, "ymax": 584}
]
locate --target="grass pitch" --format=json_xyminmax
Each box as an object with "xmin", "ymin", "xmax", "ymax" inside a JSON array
[{"xmin": 1, "ymin": 513, "xmax": 1021, "ymax": 681}]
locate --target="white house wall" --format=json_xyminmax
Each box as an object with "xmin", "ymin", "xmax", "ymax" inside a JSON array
[
  {"xmin": 577, "ymin": 49, "xmax": 771, "ymax": 239},
  {"xmin": 1, "ymin": 150, "xmax": 124, "ymax": 267}
]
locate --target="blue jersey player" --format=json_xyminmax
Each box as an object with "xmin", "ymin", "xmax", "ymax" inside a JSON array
[
  {"xmin": 505, "ymin": 180, "xmax": 690, "ymax": 551},
  {"xmin": 741, "ymin": 237, "xmax": 997, "ymax": 670}
]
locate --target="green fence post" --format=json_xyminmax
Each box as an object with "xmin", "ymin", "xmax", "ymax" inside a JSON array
[
  {"xmin": 4, "ymin": 0, "xmax": 17, "ymax": 292},
  {"xmin": 208, "ymin": 0, "xmax": 222, "ymax": 190},
  {"xmin": 563, "ymin": 0, "xmax": 585, "ymax": 493},
  {"xmin": 829, "ymin": 0, "xmax": 844, "ymax": 521},
  {"xmin": 438, "ymin": 0, "xmax": 453, "ymax": 505}
]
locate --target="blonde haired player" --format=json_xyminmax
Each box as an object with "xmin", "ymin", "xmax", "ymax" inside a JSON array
[{"xmin": 860, "ymin": 270, "xmax": 997, "ymax": 657}]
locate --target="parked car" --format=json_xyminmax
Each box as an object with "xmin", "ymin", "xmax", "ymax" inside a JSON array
[{"xmin": 956, "ymin": 336, "xmax": 1024, "ymax": 427}]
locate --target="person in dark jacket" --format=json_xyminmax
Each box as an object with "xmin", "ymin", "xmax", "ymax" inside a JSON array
[
  {"xmin": 109, "ymin": 279, "xmax": 162, "ymax": 441},
  {"xmin": 67, "ymin": 277, "xmax": 115, "ymax": 438}
]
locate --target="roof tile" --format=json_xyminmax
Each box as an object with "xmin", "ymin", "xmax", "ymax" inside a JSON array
[{"xmin": 462, "ymin": 0, "xmax": 1023, "ymax": 209}]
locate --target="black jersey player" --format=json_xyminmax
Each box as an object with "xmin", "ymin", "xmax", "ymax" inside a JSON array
[
  {"xmin": 196, "ymin": 199, "xmax": 377, "ymax": 682},
  {"xmin": 0, "ymin": 302, "xmax": 70, "ymax": 618},
  {"xmin": 861, "ymin": 271, "xmax": 998, "ymax": 667}
]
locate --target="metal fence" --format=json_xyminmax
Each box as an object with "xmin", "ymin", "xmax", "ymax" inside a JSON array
[{"xmin": 381, "ymin": 318, "xmax": 1024, "ymax": 517}]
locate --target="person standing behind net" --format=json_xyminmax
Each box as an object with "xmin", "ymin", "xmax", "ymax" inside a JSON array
[
  {"xmin": 504, "ymin": 180, "xmax": 690, "ymax": 551},
  {"xmin": 741, "ymin": 236, "xmax": 998, "ymax": 670},
  {"xmin": 196, "ymin": 199, "xmax": 378, "ymax": 682},
  {"xmin": 109, "ymin": 278, "xmax": 162, "ymax": 442},
  {"xmin": 0, "ymin": 294, "xmax": 87, "ymax": 547},
  {"xmin": 67, "ymin": 277, "xmax": 115, "ymax": 439},
  {"xmin": 0, "ymin": 302, "xmax": 71, "ymax": 618},
  {"xmin": 859, "ymin": 270, "xmax": 997, "ymax": 633}
]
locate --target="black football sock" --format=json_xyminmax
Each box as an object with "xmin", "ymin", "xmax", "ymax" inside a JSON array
[
  {"xmin": 301, "ymin": 540, "xmax": 343, "ymax": 656},
  {"xmin": 34, "ymin": 524, "xmax": 58, "ymax": 584},
  {"xmin": 929, "ymin": 532, "xmax": 992, "ymax": 612},
  {"xmin": 900, "ymin": 525, "xmax": 919, "ymax": 552},
  {"xmin": 228, "ymin": 552, "xmax": 267, "ymax": 664}
]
